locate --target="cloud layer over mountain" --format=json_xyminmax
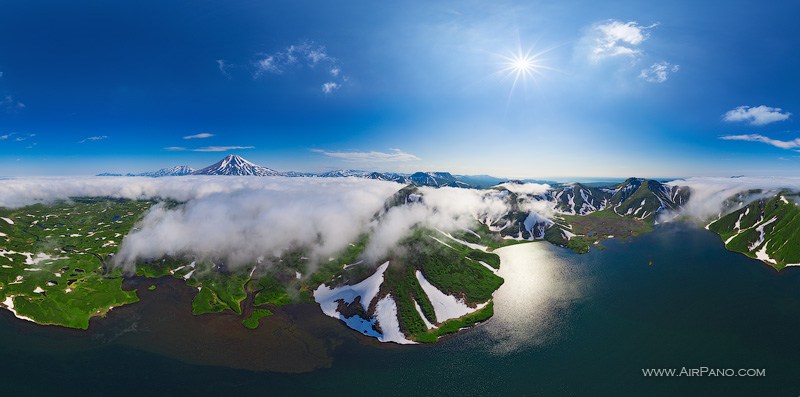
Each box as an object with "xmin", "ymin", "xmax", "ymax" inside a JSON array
[
  {"xmin": 666, "ymin": 176, "xmax": 800, "ymax": 221},
  {"xmin": 0, "ymin": 176, "xmax": 554, "ymax": 272}
]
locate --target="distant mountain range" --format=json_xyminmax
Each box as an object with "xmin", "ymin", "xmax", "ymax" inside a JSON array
[
  {"xmin": 98, "ymin": 154, "xmax": 510, "ymax": 188},
  {"xmin": 97, "ymin": 165, "xmax": 195, "ymax": 177}
]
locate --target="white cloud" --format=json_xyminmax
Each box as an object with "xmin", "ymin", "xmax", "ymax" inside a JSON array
[
  {"xmin": 13, "ymin": 133, "xmax": 35, "ymax": 142},
  {"xmin": 0, "ymin": 176, "xmax": 562, "ymax": 275},
  {"xmin": 216, "ymin": 59, "xmax": 231, "ymax": 79},
  {"xmin": 256, "ymin": 56, "xmax": 280, "ymax": 75},
  {"xmin": 113, "ymin": 177, "xmax": 402, "ymax": 271},
  {"xmin": 321, "ymin": 82, "xmax": 340, "ymax": 94},
  {"xmin": 591, "ymin": 20, "xmax": 656, "ymax": 61},
  {"xmin": 253, "ymin": 42, "xmax": 346, "ymax": 93},
  {"xmin": 0, "ymin": 133, "xmax": 12, "ymax": 140},
  {"xmin": 720, "ymin": 134, "xmax": 800, "ymax": 150},
  {"xmin": 163, "ymin": 145, "xmax": 253, "ymax": 152},
  {"xmin": 723, "ymin": 105, "xmax": 791, "ymax": 126},
  {"xmin": 79, "ymin": 135, "xmax": 108, "ymax": 143},
  {"xmin": 496, "ymin": 182, "xmax": 552, "ymax": 196},
  {"xmin": 312, "ymin": 148, "xmax": 420, "ymax": 162},
  {"xmin": 0, "ymin": 176, "xmax": 399, "ymax": 270},
  {"xmin": 192, "ymin": 146, "xmax": 254, "ymax": 152},
  {"xmin": 1, "ymin": 95, "xmax": 25, "ymax": 111},
  {"xmin": 665, "ymin": 176, "xmax": 800, "ymax": 222},
  {"xmin": 254, "ymin": 42, "xmax": 336, "ymax": 76},
  {"xmin": 303, "ymin": 46, "xmax": 331, "ymax": 64},
  {"xmin": 639, "ymin": 61, "xmax": 679, "ymax": 83},
  {"xmin": 183, "ymin": 133, "xmax": 215, "ymax": 140}
]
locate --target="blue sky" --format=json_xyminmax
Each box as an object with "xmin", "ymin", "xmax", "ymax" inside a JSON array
[{"xmin": 0, "ymin": 0, "xmax": 798, "ymax": 178}]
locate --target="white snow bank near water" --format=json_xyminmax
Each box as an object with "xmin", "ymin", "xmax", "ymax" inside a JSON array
[
  {"xmin": 1, "ymin": 217, "xmax": 13, "ymax": 225},
  {"xmin": 312, "ymin": 262, "xmax": 417, "ymax": 344},
  {"xmin": 415, "ymin": 270, "xmax": 486, "ymax": 323},
  {"xmin": 314, "ymin": 262, "xmax": 392, "ymax": 340},
  {"xmin": 375, "ymin": 295, "xmax": 416, "ymax": 344},
  {"xmin": 314, "ymin": 261, "xmax": 388, "ymax": 316},
  {"xmin": 1, "ymin": 296, "xmax": 37, "ymax": 323}
]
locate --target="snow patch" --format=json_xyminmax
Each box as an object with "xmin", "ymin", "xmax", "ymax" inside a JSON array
[
  {"xmin": 749, "ymin": 216, "xmax": 777, "ymax": 251},
  {"xmin": 413, "ymin": 299, "xmax": 436, "ymax": 329},
  {"xmin": 1, "ymin": 296, "xmax": 37, "ymax": 323},
  {"xmin": 25, "ymin": 253, "xmax": 66, "ymax": 266},
  {"xmin": 1, "ymin": 217, "xmax": 14, "ymax": 225},
  {"xmin": 314, "ymin": 262, "xmax": 390, "ymax": 340},
  {"xmin": 315, "ymin": 261, "xmax": 388, "ymax": 315},
  {"xmin": 477, "ymin": 260, "xmax": 499, "ymax": 274},
  {"xmin": 436, "ymin": 228, "xmax": 488, "ymax": 251},
  {"xmin": 755, "ymin": 241, "xmax": 777, "ymax": 264},
  {"xmin": 375, "ymin": 295, "xmax": 416, "ymax": 344},
  {"xmin": 415, "ymin": 270, "xmax": 487, "ymax": 323}
]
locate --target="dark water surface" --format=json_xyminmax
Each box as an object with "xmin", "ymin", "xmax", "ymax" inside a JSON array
[{"xmin": 2, "ymin": 223, "xmax": 799, "ymax": 396}]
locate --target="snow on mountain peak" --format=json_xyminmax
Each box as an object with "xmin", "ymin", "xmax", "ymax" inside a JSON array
[{"xmin": 192, "ymin": 154, "xmax": 280, "ymax": 176}]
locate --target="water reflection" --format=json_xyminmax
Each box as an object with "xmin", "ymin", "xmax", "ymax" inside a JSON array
[{"xmin": 486, "ymin": 242, "xmax": 584, "ymax": 354}]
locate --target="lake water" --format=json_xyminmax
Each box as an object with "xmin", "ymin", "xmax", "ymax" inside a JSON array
[{"xmin": 1, "ymin": 223, "xmax": 799, "ymax": 396}]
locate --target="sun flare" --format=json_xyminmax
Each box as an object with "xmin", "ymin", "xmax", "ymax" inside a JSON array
[
  {"xmin": 510, "ymin": 54, "xmax": 537, "ymax": 74},
  {"xmin": 496, "ymin": 46, "xmax": 559, "ymax": 95}
]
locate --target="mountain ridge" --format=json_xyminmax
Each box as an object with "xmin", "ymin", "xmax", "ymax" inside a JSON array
[{"xmin": 97, "ymin": 154, "xmax": 506, "ymax": 188}]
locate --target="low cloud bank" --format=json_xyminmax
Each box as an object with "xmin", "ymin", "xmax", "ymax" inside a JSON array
[
  {"xmin": 363, "ymin": 186, "xmax": 521, "ymax": 261},
  {"xmin": 9, "ymin": 175, "xmax": 798, "ymax": 271},
  {"xmin": 0, "ymin": 176, "xmax": 556, "ymax": 272},
  {"xmin": 0, "ymin": 176, "xmax": 340, "ymax": 208},
  {"xmin": 114, "ymin": 178, "xmax": 403, "ymax": 271},
  {"xmin": 495, "ymin": 182, "xmax": 551, "ymax": 196},
  {"xmin": 666, "ymin": 176, "xmax": 800, "ymax": 221}
]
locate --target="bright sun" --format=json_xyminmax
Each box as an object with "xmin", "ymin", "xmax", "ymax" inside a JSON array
[
  {"xmin": 510, "ymin": 55, "xmax": 536, "ymax": 74},
  {"xmin": 496, "ymin": 46, "xmax": 558, "ymax": 95}
]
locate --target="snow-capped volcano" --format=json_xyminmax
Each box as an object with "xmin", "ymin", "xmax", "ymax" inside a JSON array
[{"xmin": 192, "ymin": 155, "xmax": 279, "ymax": 176}]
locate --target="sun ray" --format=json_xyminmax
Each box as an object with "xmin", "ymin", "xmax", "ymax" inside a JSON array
[{"xmin": 492, "ymin": 42, "xmax": 564, "ymax": 99}]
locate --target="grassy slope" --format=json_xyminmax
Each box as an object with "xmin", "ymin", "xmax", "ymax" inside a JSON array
[
  {"xmin": 0, "ymin": 198, "xmax": 149, "ymax": 329},
  {"xmin": 709, "ymin": 194, "xmax": 800, "ymax": 270},
  {"xmin": 392, "ymin": 229, "xmax": 503, "ymax": 342}
]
